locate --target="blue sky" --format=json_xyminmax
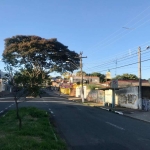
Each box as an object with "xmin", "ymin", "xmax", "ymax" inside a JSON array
[{"xmin": 0, "ymin": 0, "xmax": 150, "ymax": 79}]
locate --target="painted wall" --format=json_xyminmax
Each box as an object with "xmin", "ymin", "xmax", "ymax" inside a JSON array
[
  {"xmin": 86, "ymin": 90, "xmax": 105, "ymax": 104},
  {"xmin": 142, "ymin": 99, "xmax": 150, "ymax": 111},
  {"xmin": 76, "ymin": 86, "xmax": 87, "ymax": 98},
  {"xmin": 97, "ymin": 90, "xmax": 105, "ymax": 104},
  {"xmin": 86, "ymin": 90, "xmax": 98, "ymax": 102},
  {"xmin": 105, "ymin": 90, "xmax": 112, "ymax": 104},
  {"xmin": 105, "ymin": 90, "xmax": 118, "ymax": 105},
  {"xmin": 141, "ymin": 87, "xmax": 150, "ymax": 111},
  {"xmin": 115, "ymin": 87, "xmax": 139, "ymax": 109}
]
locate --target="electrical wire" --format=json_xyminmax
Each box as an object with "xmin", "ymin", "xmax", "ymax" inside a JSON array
[
  {"xmin": 84, "ymin": 48, "xmax": 150, "ymax": 71},
  {"xmin": 87, "ymin": 6, "xmax": 150, "ymax": 54}
]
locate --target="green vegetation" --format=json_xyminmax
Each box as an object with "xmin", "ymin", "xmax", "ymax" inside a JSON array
[
  {"xmin": 2, "ymin": 35, "xmax": 80, "ymax": 97},
  {"xmin": 76, "ymin": 71, "xmax": 86, "ymax": 76},
  {"xmin": 88, "ymin": 72, "xmax": 106, "ymax": 83},
  {"xmin": 87, "ymin": 84, "xmax": 102, "ymax": 90},
  {"xmin": 0, "ymin": 107, "xmax": 67, "ymax": 150},
  {"xmin": 113, "ymin": 73, "xmax": 138, "ymax": 80}
]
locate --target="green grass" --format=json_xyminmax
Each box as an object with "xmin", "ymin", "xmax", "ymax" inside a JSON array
[{"xmin": 0, "ymin": 107, "xmax": 67, "ymax": 150}]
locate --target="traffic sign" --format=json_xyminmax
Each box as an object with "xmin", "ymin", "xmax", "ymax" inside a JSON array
[{"xmin": 111, "ymin": 80, "xmax": 118, "ymax": 88}]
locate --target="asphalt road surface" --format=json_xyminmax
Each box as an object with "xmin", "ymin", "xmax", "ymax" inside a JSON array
[{"xmin": 1, "ymin": 92, "xmax": 150, "ymax": 150}]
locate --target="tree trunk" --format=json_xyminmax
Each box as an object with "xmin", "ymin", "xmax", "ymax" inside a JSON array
[{"xmin": 14, "ymin": 95, "xmax": 22, "ymax": 129}]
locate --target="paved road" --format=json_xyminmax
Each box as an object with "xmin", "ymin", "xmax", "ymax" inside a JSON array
[
  {"xmin": 0, "ymin": 100, "xmax": 15, "ymax": 116},
  {"xmin": 1, "ymin": 92, "xmax": 150, "ymax": 150}
]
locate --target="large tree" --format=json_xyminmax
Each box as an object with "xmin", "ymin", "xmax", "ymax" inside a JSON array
[
  {"xmin": 3, "ymin": 35, "xmax": 80, "ymax": 73},
  {"xmin": 2, "ymin": 35, "xmax": 80, "ymax": 95}
]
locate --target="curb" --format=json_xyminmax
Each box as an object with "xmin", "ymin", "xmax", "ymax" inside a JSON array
[
  {"xmin": 99, "ymin": 107, "xmax": 110, "ymax": 111},
  {"xmin": 96, "ymin": 107, "xmax": 124, "ymax": 115},
  {"xmin": 98, "ymin": 107, "xmax": 150, "ymax": 123},
  {"xmin": 114, "ymin": 110, "xmax": 124, "ymax": 115}
]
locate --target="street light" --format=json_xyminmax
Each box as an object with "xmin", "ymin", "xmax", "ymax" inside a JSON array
[
  {"xmin": 66, "ymin": 53, "xmax": 87, "ymax": 103},
  {"xmin": 66, "ymin": 59, "xmax": 84, "ymax": 102},
  {"xmin": 66, "ymin": 60, "xmax": 79, "ymax": 70}
]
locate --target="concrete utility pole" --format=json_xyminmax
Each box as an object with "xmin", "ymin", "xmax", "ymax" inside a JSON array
[
  {"xmin": 79, "ymin": 52, "xmax": 87, "ymax": 103},
  {"xmin": 138, "ymin": 46, "xmax": 142, "ymax": 110}
]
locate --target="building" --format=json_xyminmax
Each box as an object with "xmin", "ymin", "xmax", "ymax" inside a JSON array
[{"xmin": 70, "ymin": 75, "xmax": 100, "ymax": 84}]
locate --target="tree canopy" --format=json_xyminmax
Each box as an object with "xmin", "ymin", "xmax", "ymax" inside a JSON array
[
  {"xmin": 3, "ymin": 35, "xmax": 80, "ymax": 73},
  {"xmin": 87, "ymin": 72, "xmax": 106, "ymax": 82},
  {"xmin": 2, "ymin": 35, "xmax": 80, "ymax": 96},
  {"xmin": 76, "ymin": 71, "xmax": 86, "ymax": 76},
  {"xmin": 114, "ymin": 73, "xmax": 138, "ymax": 80}
]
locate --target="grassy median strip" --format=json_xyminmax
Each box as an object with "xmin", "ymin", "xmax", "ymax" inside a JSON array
[{"xmin": 0, "ymin": 107, "xmax": 67, "ymax": 150}]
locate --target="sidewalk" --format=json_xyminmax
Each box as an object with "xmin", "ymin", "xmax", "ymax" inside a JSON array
[
  {"xmin": 99, "ymin": 106, "xmax": 150, "ymax": 123},
  {"xmin": 57, "ymin": 92, "xmax": 150, "ymax": 123}
]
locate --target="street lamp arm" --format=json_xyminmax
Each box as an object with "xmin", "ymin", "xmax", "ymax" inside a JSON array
[{"xmin": 66, "ymin": 60, "xmax": 80, "ymax": 69}]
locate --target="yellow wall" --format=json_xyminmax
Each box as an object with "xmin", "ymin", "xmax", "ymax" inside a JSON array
[{"xmin": 60, "ymin": 88, "xmax": 70, "ymax": 94}]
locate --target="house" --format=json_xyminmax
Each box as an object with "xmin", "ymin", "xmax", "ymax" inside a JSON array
[
  {"xmin": 70, "ymin": 75, "xmax": 100, "ymax": 84},
  {"xmin": 86, "ymin": 79, "xmax": 150, "ymax": 110},
  {"xmin": 102, "ymin": 79, "xmax": 150, "ymax": 88}
]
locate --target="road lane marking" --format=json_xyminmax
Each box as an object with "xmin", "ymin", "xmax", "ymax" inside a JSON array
[{"xmin": 106, "ymin": 122, "xmax": 125, "ymax": 130}]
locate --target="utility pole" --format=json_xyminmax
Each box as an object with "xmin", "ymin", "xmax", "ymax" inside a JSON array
[
  {"xmin": 138, "ymin": 46, "xmax": 142, "ymax": 110},
  {"xmin": 79, "ymin": 52, "xmax": 87, "ymax": 103}
]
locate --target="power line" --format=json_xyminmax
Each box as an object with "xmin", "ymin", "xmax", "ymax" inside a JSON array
[
  {"xmin": 84, "ymin": 47, "xmax": 150, "ymax": 71},
  {"xmin": 96, "ymin": 58, "xmax": 150, "ymax": 73},
  {"xmin": 87, "ymin": 6, "xmax": 150, "ymax": 54},
  {"xmin": 85, "ymin": 41, "xmax": 150, "ymax": 66}
]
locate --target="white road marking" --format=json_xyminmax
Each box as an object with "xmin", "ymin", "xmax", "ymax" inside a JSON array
[
  {"xmin": 106, "ymin": 122, "xmax": 125, "ymax": 130},
  {"xmin": 0, "ymin": 111, "xmax": 4, "ymax": 113}
]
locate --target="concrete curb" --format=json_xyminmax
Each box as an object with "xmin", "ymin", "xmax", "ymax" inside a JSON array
[
  {"xmin": 98, "ymin": 107, "xmax": 150, "ymax": 123},
  {"xmin": 99, "ymin": 107, "xmax": 110, "ymax": 111},
  {"xmin": 96, "ymin": 107, "xmax": 124, "ymax": 115},
  {"xmin": 114, "ymin": 110, "xmax": 124, "ymax": 115}
]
